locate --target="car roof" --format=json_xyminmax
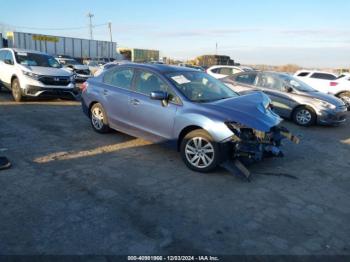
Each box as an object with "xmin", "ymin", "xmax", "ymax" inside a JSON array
[
  {"xmin": 209, "ymin": 65, "xmax": 241, "ymax": 69},
  {"xmin": 295, "ymin": 69, "xmax": 337, "ymax": 75},
  {"xmin": 119, "ymin": 63, "xmax": 198, "ymax": 73},
  {"xmin": 2, "ymin": 48, "xmax": 49, "ymax": 55}
]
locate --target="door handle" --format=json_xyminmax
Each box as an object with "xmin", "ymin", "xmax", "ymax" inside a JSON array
[
  {"xmin": 130, "ymin": 99, "xmax": 140, "ymax": 105},
  {"xmin": 103, "ymin": 89, "xmax": 109, "ymax": 96}
]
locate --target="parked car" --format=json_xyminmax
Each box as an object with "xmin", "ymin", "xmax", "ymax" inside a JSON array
[
  {"xmin": 294, "ymin": 70, "xmax": 350, "ymax": 109},
  {"xmin": 81, "ymin": 64, "xmax": 298, "ymax": 173},
  {"xmin": 93, "ymin": 60, "xmax": 131, "ymax": 77},
  {"xmin": 56, "ymin": 56, "xmax": 92, "ymax": 83},
  {"xmin": 0, "ymin": 48, "xmax": 76, "ymax": 102},
  {"xmin": 207, "ymin": 65, "xmax": 252, "ymax": 79},
  {"xmin": 85, "ymin": 60, "xmax": 105, "ymax": 75},
  {"xmin": 327, "ymin": 73, "xmax": 350, "ymax": 109},
  {"xmin": 178, "ymin": 63, "xmax": 205, "ymax": 71},
  {"xmin": 222, "ymin": 71, "xmax": 347, "ymax": 126}
]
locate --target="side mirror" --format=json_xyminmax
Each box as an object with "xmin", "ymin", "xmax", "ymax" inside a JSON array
[
  {"xmin": 150, "ymin": 91, "xmax": 168, "ymax": 101},
  {"xmin": 4, "ymin": 59, "xmax": 13, "ymax": 65},
  {"xmin": 285, "ymin": 86, "xmax": 293, "ymax": 93}
]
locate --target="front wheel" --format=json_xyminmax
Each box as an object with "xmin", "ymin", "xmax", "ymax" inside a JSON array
[
  {"xmin": 90, "ymin": 103, "xmax": 110, "ymax": 133},
  {"xmin": 338, "ymin": 92, "xmax": 350, "ymax": 110},
  {"xmin": 292, "ymin": 106, "xmax": 316, "ymax": 127},
  {"xmin": 11, "ymin": 78, "xmax": 23, "ymax": 102},
  {"xmin": 180, "ymin": 129, "xmax": 223, "ymax": 173}
]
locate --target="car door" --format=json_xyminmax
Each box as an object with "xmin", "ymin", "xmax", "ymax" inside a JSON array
[
  {"xmin": 0, "ymin": 50, "xmax": 15, "ymax": 86},
  {"xmin": 100, "ymin": 67, "xmax": 135, "ymax": 131},
  {"xmin": 127, "ymin": 69, "xmax": 180, "ymax": 141},
  {"xmin": 0, "ymin": 50, "xmax": 6, "ymax": 84},
  {"xmin": 256, "ymin": 73, "xmax": 293, "ymax": 117}
]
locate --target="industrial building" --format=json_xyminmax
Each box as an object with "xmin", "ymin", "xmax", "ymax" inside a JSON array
[
  {"xmin": 117, "ymin": 47, "xmax": 159, "ymax": 63},
  {"xmin": 194, "ymin": 55, "xmax": 235, "ymax": 67},
  {"xmin": 4, "ymin": 31, "xmax": 117, "ymax": 60}
]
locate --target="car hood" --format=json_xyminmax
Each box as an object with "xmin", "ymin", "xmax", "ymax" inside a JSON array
[
  {"xmin": 71, "ymin": 64, "xmax": 89, "ymax": 70},
  {"xmin": 298, "ymin": 90, "xmax": 344, "ymax": 106},
  {"xmin": 20, "ymin": 65, "xmax": 72, "ymax": 77},
  {"xmin": 205, "ymin": 92, "xmax": 282, "ymax": 132}
]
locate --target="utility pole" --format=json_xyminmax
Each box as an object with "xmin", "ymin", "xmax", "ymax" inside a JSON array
[
  {"xmin": 87, "ymin": 12, "xmax": 94, "ymax": 40},
  {"xmin": 215, "ymin": 42, "xmax": 218, "ymax": 55},
  {"xmin": 108, "ymin": 22, "xmax": 113, "ymax": 42}
]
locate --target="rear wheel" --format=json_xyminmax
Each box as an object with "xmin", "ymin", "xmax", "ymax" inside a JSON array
[
  {"xmin": 338, "ymin": 92, "xmax": 350, "ymax": 110},
  {"xmin": 11, "ymin": 78, "xmax": 23, "ymax": 102},
  {"xmin": 180, "ymin": 129, "xmax": 224, "ymax": 173},
  {"xmin": 90, "ymin": 103, "xmax": 110, "ymax": 133},
  {"xmin": 292, "ymin": 106, "xmax": 316, "ymax": 126}
]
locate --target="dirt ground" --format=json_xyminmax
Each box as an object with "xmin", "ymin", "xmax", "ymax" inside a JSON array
[{"xmin": 0, "ymin": 91, "xmax": 349, "ymax": 255}]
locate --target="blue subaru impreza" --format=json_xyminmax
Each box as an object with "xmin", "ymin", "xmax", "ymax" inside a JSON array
[{"xmin": 81, "ymin": 63, "xmax": 297, "ymax": 173}]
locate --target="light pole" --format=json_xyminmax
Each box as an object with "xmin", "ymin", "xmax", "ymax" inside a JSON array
[
  {"xmin": 108, "ymin": 22, "xmax": 113, "ymax": 42},
  {"xmin": 87, "ymin": 12, "xmax": 94, "ymax": 40}
]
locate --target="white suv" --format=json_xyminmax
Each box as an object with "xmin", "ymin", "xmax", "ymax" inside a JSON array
[
  {"xmin": 207, "ymin": 65, "xmax": 253, "ymax": 79},
  {"xmin": 294, "ymin": 70, "xmax": 350, "ymax": 109},
  {"xmin": 0, "ymin": 48, "xmax": 76, "ymax": 102}
]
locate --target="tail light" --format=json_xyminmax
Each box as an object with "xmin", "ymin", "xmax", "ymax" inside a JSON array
[
  {"xmin": 330, "ymin": 82, "xmax": 338, "ymax": 87},
  {"xmin": 80, "ymin": 81, "xmax": 88, "ymax": 92}
]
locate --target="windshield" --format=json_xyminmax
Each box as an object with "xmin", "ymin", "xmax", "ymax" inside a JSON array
[
  {"xmin": 15, "ymin": 52, "xmax": 61, "ymax": 68},
  {"xmin": 62, "ymin": 59, "xmax": 81, "ymax": 65},
  {"xmin": 166, "ymin": 71, "xmax": 239, "ymax": 102},
  {"xmin": 280, "ymin": 74, "xmax": 316, "ymax": 92}
]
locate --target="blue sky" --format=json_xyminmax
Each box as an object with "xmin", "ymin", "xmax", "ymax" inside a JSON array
[{"xmin": 1, "ymin": 0, "xmax": 349, "ymax": 67}]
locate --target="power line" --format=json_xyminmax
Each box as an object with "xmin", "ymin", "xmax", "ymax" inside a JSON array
[{"xmin": 0, "ymin": 22, "xmax": 108, "ymax": 31}]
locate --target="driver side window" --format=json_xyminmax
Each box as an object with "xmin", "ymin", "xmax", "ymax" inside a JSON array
[
  {"xmin": 135, "ymin": 70, "xmax": 180, "ymax": 104},
  {"xmin": 4, "ymin": 51, "xmax": 14, "ymax": 64}
]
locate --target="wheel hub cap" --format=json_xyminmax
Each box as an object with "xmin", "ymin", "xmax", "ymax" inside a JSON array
[
  {"xmin": 185, "ymin": 137, "xmax": 214, "ymax": 169},
  {"xmin": 91, "ymin": 107, "xmax": 104, "ymax": 129},
  {"xmin": 296, "ymin": 110, "xmax": 311, "ymax": 124}
]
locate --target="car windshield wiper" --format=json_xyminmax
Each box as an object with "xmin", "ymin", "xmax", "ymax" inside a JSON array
[{"xmin": 194, "ymin": 97, "xmax": 231, "ymax": 103}]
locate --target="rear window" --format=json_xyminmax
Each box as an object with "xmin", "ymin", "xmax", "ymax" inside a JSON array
[
  {"xmin": 297, "ymin": 72, "xmax": 310, "ymax": 77},
  {"xmin": 310, "ymin": 73, "xmax": 336, "ymax": 80},
  {"xmin": 235, "ymin": 73, "xmax": 257, "ymax": 85}
]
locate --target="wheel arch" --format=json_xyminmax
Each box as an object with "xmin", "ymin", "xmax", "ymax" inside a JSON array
[
  {"xmin": 10, "ymin": 74, "xmax": 19, "ymax": 88},
  {"xmin": 177, "ymin": 125, "xmax": 203, "ymax": 151},
  {"xmin": 291, "ymin": 104, "xmax": 317, "ymax": 120},
  {"xmin": 335, "ymin": 90, "xmax": 350, "ymax": 97},
  {"xmin": 88, "ymin": 101, "xmax": 99, "ymax": 117}
]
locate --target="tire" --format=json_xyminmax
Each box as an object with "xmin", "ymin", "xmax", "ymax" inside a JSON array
[
  {"xmin": 338, "ymin": 92, "xmax": 350, "ymax": 110},
  {"xmin": 11, "ymin": 78, "xmax": 23, "ymax": 102},
  {"xmin": 90, "ymin": 103, "xmax": 110, "ymax": 133},
  {"xmin": 292, "ymin": 106, "xmax": 316, "ymax": 127},
  {"xmin": 180, "ymin": 129, "xmax": 224, "ymax": 173}
]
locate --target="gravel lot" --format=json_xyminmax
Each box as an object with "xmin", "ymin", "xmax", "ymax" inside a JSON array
[{"xmin": 0, "ymin": 91, "xmax": 349, "ymax": 256}]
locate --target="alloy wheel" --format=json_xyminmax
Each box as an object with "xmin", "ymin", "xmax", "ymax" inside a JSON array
[
  {"xmin": 296, "ymin": 109, "xmax": 312, "ymax": 125},
  {"xmin": 91, "ymin": 107, "xmax": 104, "ymax": 130},
  {"xmin": 340, "ymin": 95, "xmax": 350, "ymax": 108},
  {"xmin": 12, "ymin": 82, "xmax": 20, "ymax": 100},
  {"xmin": 185, "ymin": 137, "xmax": 215, "ymax": 169}
]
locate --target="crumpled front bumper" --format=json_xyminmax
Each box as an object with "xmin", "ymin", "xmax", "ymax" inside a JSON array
[{"xmin": 227, "ymin": 126, "xmax": 299, "ymax": 161}]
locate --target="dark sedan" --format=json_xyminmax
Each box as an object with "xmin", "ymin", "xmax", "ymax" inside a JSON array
[{"xmin": 222, "ymin": 71, "xmax": 347, "ymax": 126}]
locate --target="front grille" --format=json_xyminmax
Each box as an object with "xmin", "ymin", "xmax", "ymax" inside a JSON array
[
  {"xmin": 39, "ymin": 76, "xmax": 70, "ymax": 86},
  {"xmin": 75, "ymin": 69, "xmax": 90, "ymax": 75}
]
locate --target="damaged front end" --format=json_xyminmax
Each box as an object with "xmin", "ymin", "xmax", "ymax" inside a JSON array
[{"xmin": 224, "ymin": 122, "xmax": 299, "ymax": 160}]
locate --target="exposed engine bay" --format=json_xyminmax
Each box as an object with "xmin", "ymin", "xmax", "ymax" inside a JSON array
[{"xmin": 223, "ymin": 122, "xmax": 299, "ymax": 177}]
